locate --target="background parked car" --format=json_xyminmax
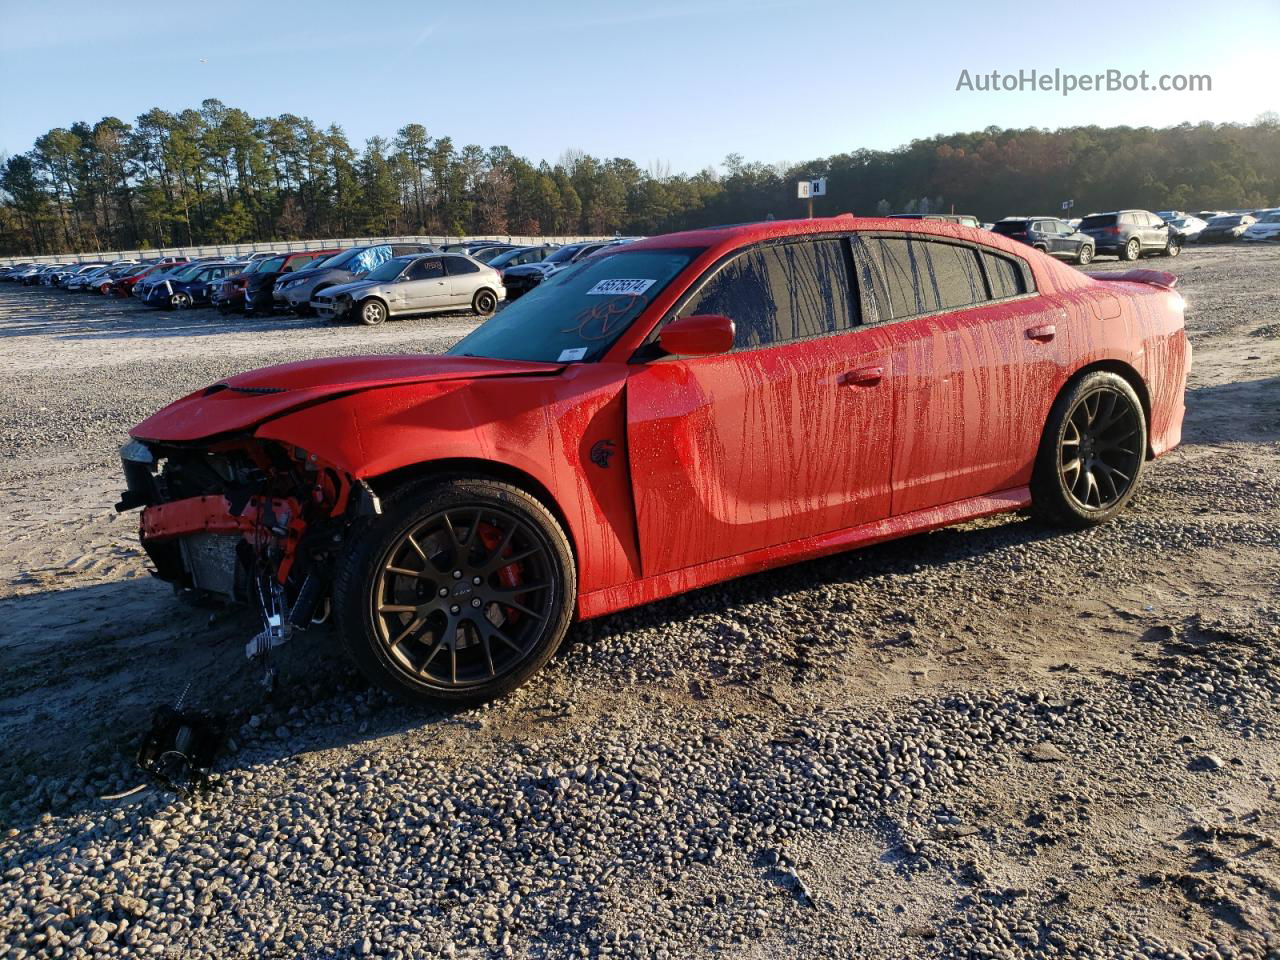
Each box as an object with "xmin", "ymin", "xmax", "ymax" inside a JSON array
[
  {"xmin": 1165, "ymin": 215, "xmax": 1208, "ymax": 241},
  {"xmin": 890, "ymin": 213, "xmax": 982, "ymax": 228},
  {"xmin": 500, "ymin": 241, "xmax": 621, "ymax": 300},
  {"xmin": 485, "ymin": 245, "xmax": 560, "ymax": 278},
  {"xmin": 1078, "ymin": 210, "xmax": 1180, "ymax": 260},
  {"xmin": 1, "ymin": 263, "xmax": 33, "ymax": 280},
  {"xmin": 215, "ymin": 250, "xmax": 337, "ymax": 314},
  {"xmin": 311, "ymin": 252, "xmax": 503, "ymax": 325},
  {"xmin": 140, "ymin": 261, "xmax": 246, "ymax": 309},
  {"xmin": 990, "ymin": 217, "xmax": 1094, "ymax": 264},
  {"xmin": 275, "ymin": 243, "xmax": 437, "ymax": 314},
  {"xmin": 1243, "ymin": 210, "xmax": 1280, "ymax": 242},
  {"xmin": 110, "ymin": 262, "xmax": 175, "ymax": 297},
  {"xmin": 133, "ymin": 257, "xmax": 226, "ymax": 300},
  {"xmin": 53, "ymin": 263, "xmax": 109, "ymax": 287},
  {"xmin": 1199, "ymin": 213, "xmax": 1257, "ymax": 243}
]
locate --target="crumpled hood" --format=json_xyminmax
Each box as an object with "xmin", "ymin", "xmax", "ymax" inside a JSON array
[
  {"xmin": 131, "ymin": 354, "xmax": 565, "ymax": 443},
  {"xmin": 317, "ymin": 278, "xmax": 379, "ymax": 299}
]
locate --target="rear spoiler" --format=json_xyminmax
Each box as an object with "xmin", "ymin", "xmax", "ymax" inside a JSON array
[{"xmin": 1087, "ymin": 269, "xmax": 1178, "ymax": 290}]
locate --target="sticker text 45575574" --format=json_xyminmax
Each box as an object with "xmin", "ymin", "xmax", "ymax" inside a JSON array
[{"xmin": 585, "ymin": 278, "xmax": 655, "ymax": 297}]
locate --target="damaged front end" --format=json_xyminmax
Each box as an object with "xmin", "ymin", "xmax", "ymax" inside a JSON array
[{"xmin": 116, "ymin": 435, "xmax": 379, "ymax": 650}]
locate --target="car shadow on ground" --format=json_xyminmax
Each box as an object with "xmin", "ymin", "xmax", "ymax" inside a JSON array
[
  {"xmin": 1183, "ymin": 375, "xmax": 1280, "ymax": 445},
  {"xmin": 1, "ymin": 506, "xmax": 1069, "ymax": 829}
]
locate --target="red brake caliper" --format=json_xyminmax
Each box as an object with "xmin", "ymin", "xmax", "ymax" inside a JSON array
[{"xmin": 477, "ymin": 522, "xmax": 523, "ymax": 623}]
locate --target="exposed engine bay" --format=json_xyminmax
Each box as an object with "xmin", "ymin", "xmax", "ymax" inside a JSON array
[{"xmin": 116, "ymin": 435, "xmax": 380, "ymax": 665}]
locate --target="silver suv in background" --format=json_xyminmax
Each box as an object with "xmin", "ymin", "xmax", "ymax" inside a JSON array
[
  {"xmin": 274, "ymin": 243, "xmax": 437, "ymax": 314},
  {"xmin": 311, "ymin": 253, "xmax": 504, "ymax": 325}
]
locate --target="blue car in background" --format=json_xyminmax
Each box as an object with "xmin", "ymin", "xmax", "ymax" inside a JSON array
[{"xmin": 140, "ymin": 261, "xmax": 247, "ymax": 309}]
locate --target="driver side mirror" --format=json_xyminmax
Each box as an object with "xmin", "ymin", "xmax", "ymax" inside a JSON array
[{"xmin": 659, "ymin": 314, "xmax": 736, "ymax": 357}]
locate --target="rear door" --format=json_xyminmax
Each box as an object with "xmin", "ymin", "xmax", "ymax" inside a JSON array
[
  {"xmin": 625, "ymin": 236, "xmax": 895, "ymax": 575},
  {"xmin": 853, "ymin": 234, "xmax": 1064, "ymax": 515}
]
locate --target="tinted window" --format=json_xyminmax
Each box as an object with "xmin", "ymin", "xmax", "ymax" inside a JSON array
[
  {"xmin": 405, "ymin": 258, "xmax": 444, "ymax": 280},
  {"xmin": 859, "ymin": 237, "xmax": 921, "ymax": 319},
  {"xmin": 444, "ymin": 256, "xmax": 480, "ymax": 275},
  {"xmin": 681, "ymin": 239, "xmax": 854, "ymax": 350},
  {"xmin": 992, "ymin": 221, "xmax": 1028, "ymax": 236},
  {"xmin": 1080, "ymin": 214, "xmax": 1118, "ymax": 230},
  {"xmin": 921, "ymin": 242, "xmax": 986, "ymax": 310},
  {"xmin": 983, "ymin": 252, "xmax": 1026, "ymax": 299}
]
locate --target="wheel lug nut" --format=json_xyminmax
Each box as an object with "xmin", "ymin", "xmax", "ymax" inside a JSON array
[
  {"xmin": 471, "ymin": 598, "xmax": 482, "ymax": 608},
  {"xmin": 472, "ymin": 576, "xmax": 482, "ymax": 585},
  {"xmin": 450, "ymin": 605, "xmax": 460, "ymax": 614},
  {"xmin": 452, "ymin": 570, "xmax": 462, "ymax": 579},
  {"xmin": 438, "ymin": 587, "xmax": 448, "ymax": 597}
]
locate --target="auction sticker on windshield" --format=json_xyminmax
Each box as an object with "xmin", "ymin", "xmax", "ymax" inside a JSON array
[{"xmin": 585, "ymin": 278, "xmax": 656, "ymax": 296}]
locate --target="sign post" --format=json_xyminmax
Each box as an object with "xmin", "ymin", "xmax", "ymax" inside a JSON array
[{"xmin": 798, "ymin": 178, "xmax": 826, "ymax": 219}]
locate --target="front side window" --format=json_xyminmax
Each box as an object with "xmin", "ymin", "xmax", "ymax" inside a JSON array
[
  {"xmin": 405, "ymin": 258, "xmax": 444, "ymax": 280},
  {"xmin": 679, "ymin": 238, "xmax": 855, "ymax": 350}
]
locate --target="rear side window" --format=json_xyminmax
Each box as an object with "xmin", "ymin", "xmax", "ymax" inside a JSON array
[
  {"xmin": 444, "ymin": 256, "xmax": 480, "ymax": 275},
  {"xmin": 983, "ymin": 252, "xmax": 1027, "ymax": 299},
  {"xmin": 1080, "ymin": 214, "xmax": 1117, "ymax": 230},
  {"xmin": 922, "ymin": 242, "xmax": 986, "ymax": 310},
  {"xmin": 680, "ymin": 238, "xmax": 855, "ymax": 350}
]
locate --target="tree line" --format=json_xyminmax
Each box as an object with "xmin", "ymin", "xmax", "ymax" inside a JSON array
[{"xmin": 2, "ymin": 99, "xmax": 1277, "ymax": 256}]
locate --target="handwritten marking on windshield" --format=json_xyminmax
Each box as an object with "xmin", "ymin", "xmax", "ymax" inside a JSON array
[{"xmin": 563, "ymin": 294, "xmax": 649, "ymax": 341}]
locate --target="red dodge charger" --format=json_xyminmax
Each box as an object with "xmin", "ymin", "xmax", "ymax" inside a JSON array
[{"xmin": 119, "ymin": 216, "xmax": 1190, "ymax": 704}]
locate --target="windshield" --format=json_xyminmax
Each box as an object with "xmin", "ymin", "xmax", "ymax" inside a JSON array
[
  {"xmin": 364, "ymin": 258, "xmax": 410, "ymax": 282},
  {"xmin": 543, "ymin": 245, "xmax": 585, "ymax": 264},
  {"xmin": 1262, "ymin": 212, "xmax": 1280, "ymax": 223},
  {"xmin": 449, "ymin": 248, "xmax": 701, "ymax": 364},
  {"xmin": 254, "ymin": 256, "xmax": 285, "ymax": 273},
  {"xmin": 1211, "ymin": 216, "xmax": 1243, "ymax": 225},
  {"xmin": 488, "ymin": 247, "xmax": 538, "ymax": 268}
]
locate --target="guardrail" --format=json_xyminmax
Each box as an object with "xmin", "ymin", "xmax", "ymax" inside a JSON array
[{"xmin": 0, "ymin": 235, "xmax": 615, "ymax": 268}]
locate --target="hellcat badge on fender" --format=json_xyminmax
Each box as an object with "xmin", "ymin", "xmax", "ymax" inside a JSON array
[{"xmin": 590, "ymin": 439, "xmax": 617, "ymax": 468}]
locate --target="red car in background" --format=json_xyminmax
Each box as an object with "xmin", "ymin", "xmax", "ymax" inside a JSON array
[
  {"xmin": 118, "ymin": 216, "xmax": 1189, "ymax": 706},
  {"xmin": 110, "ymin": 260, "xmax": 189, "ymax": 297}
]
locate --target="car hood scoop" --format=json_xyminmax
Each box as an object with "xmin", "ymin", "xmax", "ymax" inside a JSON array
[{"xmin": 132, "ymin": 354, "xmax": 565, "ymax": 442}]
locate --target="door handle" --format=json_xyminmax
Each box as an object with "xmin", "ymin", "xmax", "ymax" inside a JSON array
[
  {"xmin": 838, "ymin": 365, "xmax": 884, "ymax": 386},
  {"xmin": 1026, "ymin": 324, "xmax": 1056, "ymax": 342}
]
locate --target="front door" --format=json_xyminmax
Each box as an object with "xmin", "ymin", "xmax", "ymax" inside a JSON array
[
  {"xmin": 626, "ymin": 237, "xmax": 894, "ymax": 577},
  {"xmin": 399, "ymin": 257, "xmax": 449, "ymax": 312}
]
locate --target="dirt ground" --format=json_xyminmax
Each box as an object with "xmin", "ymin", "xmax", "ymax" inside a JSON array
[{"xmin": 0, "ymin": 246, "xmax": 1278, "ymax": 959}]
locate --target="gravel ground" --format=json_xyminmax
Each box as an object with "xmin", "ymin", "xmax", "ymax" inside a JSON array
[{"xmin": 1, "ymin": 247, "xmax": 1278, "ymax": 959}]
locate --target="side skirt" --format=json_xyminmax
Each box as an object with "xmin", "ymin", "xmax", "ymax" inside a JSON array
[{"xmin": 576, "ymin": 487, "xmax": 1032, "ymax": 621}]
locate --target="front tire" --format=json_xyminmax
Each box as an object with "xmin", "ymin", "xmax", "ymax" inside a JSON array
[
  {"xmin": 1121, "ymin": 238, "xmax": 1141, "ymax": 262},
  {"xmin": 1031, "ymin": 371, "xmax": 1147, "ymax": 528},
  {"xmin": 333, "ymin": 478, "xmax": 576, "ymax": 706},
  {"xmin": 358, "ymin": 298, "xmax": 388, "ymax": 326},
  {"xmin": 1076, "ymin": 244, "xmax": 1094, "ymax": 265},
  {"xmin": 1164, "ymin": 238, "xmax": 1182, "ymax": 257},
  {"xmin": 170, "ymin": 292, "xmax": 192, "ymax": 310}
]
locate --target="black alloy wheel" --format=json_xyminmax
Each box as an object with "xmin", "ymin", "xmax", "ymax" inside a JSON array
[
  {"xmin": 1031, "ymin": 371, "xmax": 1147, "ymax": 528},
  {"xmin": 335, "ymin": 478, "xmax": 575, "ymax": 705}
]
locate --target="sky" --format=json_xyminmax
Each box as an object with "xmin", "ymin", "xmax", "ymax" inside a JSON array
[{"xmin": 0, "ymin": 0, "xmax": 1276, "ymax": 174}]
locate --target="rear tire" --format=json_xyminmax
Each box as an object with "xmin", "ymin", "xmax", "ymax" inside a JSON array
[
  {"xmin": 333, "ymin": 477, "xmax": 576, "ymax": 707},
  {"xmin": 472, "ymin": 288, "xmax": 498, "ymax": 316},
  {"xmin": 1031, "ymin": 371, "xmax": 1147, "ymax": 528},
  {"xmin": 1121, "ymin": 238, "xmax": 1141, "ymax": 262}
]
